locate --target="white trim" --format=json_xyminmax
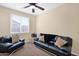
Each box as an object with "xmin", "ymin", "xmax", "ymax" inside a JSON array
[
  {"xmin": 10, "ymin": 14, "xmax": 30, "ymax": 34},
  {"xmin": 72, "ymin": 52, "xmax": 79, "ymax": 56}
]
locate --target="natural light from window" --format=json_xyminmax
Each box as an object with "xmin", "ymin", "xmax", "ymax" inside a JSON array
[{"xmin": 10, "ymin": 14, "xmax": 29, "ymax": 34}]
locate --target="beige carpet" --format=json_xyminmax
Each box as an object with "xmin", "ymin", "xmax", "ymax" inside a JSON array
[{"xmin": 10, "ymin": 43, "xmax": 53, "ymax": 56}]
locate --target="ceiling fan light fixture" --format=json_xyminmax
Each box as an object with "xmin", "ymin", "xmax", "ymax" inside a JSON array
[
  {"xmin": 24, "ymin": 3, "xmax": 45, "ymax": 13},
  {"xmin": 32, "ymin": 8, "xmax": 35, "ymax": 13},
  {"xmin": 31, "ymin": 5, "xmax": 35, "ymax": 9},
  {"xmin": 24, "ymin": 3, "xmax": 45, "ymax": 10}
]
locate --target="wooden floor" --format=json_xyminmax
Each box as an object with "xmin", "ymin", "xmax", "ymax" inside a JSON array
[
  {"xmin": 0, "ymin": 53, "xmax": 10, "ymax": 56},
  {"xmin": 9, "ymin": 43, "xmax": 52, "ymax": 56}
]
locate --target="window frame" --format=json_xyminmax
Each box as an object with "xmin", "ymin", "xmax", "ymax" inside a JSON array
[{"xmin": 10, "ymin": 14, "xmax": 30, "ymax": 34}]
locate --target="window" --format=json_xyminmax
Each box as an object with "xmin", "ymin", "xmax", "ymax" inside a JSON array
[{"xmin": 10, "ymin": 14, "xmax": 29, "ymax": 34}]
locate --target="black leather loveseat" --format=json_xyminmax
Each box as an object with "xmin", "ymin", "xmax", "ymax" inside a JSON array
[
  {"xmin": 34, "ymin": 33, "xmax": 72, "ymax": 56},
  {"xmin": 0, "ymin": 36, "xmax": 25, "ymax": 53}
]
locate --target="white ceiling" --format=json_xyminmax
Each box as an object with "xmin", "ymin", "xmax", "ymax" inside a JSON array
[{"xmin": 0, "ymin": 3, "xmax": 63, "ymax": 15}]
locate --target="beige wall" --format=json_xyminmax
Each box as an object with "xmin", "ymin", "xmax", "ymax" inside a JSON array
[
  {"xmin": 0, "ymin": 6, "xmax": 36, "ymax": 42},
  {"xmin": 36, "ymin": 4, "xmax": 79, "ymax": 55}
]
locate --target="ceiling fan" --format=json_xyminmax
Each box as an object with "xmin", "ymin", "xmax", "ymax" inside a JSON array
[{"xmin": 24, "ymin": 3, "xmax": 45, "ymax": 13}]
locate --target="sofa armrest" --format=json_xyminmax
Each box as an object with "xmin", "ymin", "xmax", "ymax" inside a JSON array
[
  {"xmin": 0, "ymin": 43, "xmax": 13, "ymax": 48},
  {"xmin": 60, "ymin": 46, "xmax": 71, "ymax": 54},
  {"xmin": 48, "ymin": 41, "xmax": 55, "ymax": 45},
  {"xmin": 8, "ymin": 41, "xmax": 25, "ymax": 51}
]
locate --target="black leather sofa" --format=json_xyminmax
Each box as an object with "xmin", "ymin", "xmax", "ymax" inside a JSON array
[
  {"xmin": 34, "ymin": 33, "xmax": 72, "ymax": 56},
  {"xmin": 0, "ymin": 36, "xmax": 25, "ymax": 53}
]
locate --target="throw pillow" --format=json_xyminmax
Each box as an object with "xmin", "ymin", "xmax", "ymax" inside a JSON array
[
  {"xmin": 55, "ymin": 36, "xmax": 67, "ymax": 48},
  {"xmin": 39, "ymin": 35, "xmax": 44, "ymax": 42},
  {"xmin": 12, "ymin": 34, "xmax": 19, "ymax": 43}
]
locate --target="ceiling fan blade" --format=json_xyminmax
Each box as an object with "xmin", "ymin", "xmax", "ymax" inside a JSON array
[
  {"xmin": 24, "ymin": 5, "xmax": 31, "ymax": 8},
  {"xmin": 34, "ymin": 5, "xmax": 45, "ymax": 10}
]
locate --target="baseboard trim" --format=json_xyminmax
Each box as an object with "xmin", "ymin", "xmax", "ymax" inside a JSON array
[{"xmin": 71, "ymin": 52, "xmax": 78, "ymax": 56}]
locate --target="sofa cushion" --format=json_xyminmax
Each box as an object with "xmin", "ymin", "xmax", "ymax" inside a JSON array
[
  {"xmin": 48, "ymin": 41, "xmax": 54, "ymax": 45},
  {"xmin": 48, "ymin": 45, "xmax": 69, "ymax": 55},
  {"xmin": 0, "ymin": 43, "xmax": 13, "ymax": 48},
  {"xmin": 2, "ymin": 36, "xmax": 12, "ymax": 43},
  {"xmin": 40, "ymin": 33, "xmax": 57, "ymax": 43},
  {"xmin": 55, "ymin": 36, "xmax": 67, "ymax": 48},
  {"xmin": 34, "ymin": 41, "xmax": 49, "ymax": 47}
]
